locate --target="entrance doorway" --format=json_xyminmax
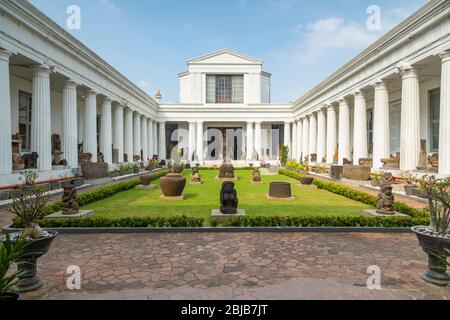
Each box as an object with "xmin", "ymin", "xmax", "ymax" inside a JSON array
[{"xmin": 206, "ymin": 127, "xmax": 242, "ymax": 161}]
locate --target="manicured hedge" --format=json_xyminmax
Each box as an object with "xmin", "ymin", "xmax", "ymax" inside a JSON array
[
  {"xmin": 12, "ymin": 215, "xmax": 204, "ymax": 228},
  {"xmin": 212, "ymin": 215, "xmax": 429, "ymax": 228},
  {"xmin": 40, "ymin": 169, "xmax": 169, "ymax": 216},
  {"xmin": 197, "ymin": 167, "xmax": 255, "ymax": 171},
  {"xmin": 278, "ymin": 168, "xmax": 428, "ymax": 219}
]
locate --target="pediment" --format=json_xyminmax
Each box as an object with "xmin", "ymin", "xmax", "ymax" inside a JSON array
[{"xmin": 188, "ymin": 49, "xmax": 262, "ymax": 65}]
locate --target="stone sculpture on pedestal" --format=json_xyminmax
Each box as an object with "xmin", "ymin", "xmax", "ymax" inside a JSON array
[
  {"xmin": 376, "ymin": 184, "xmax": 395, "ymax": 215},
  {"xmin": 220, "ymin": 181, "xmax": 238, "ymax": 214},
  {"xmin": 62, "ymin": 184, "xmax": 79, "ymax": 215}
]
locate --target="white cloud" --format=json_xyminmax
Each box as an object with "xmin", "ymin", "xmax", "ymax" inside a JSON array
[{"xmin": 99, "ymin": 0, "xmax": 121, "ymax": 14}]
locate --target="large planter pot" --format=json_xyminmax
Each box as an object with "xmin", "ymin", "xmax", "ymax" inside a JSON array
[
  {"xmin": 412, "ymin": 226, "xmax": 450, "ymax": 286},
  {"xmin": 269, "ymin": 182, "xmax": 292, "ymax": 198},
  {"xmin": 0, "ymin": 292, "xmax": 20, "ymax": 301},
  {"xmin": 300, "ymin": 176, "xmax": 314, "ymax": 185},
  {"xmin": 404, "ymin": 185, "xmax": 417, "ymax": 196},
  {"xmin": 160, "ymin": 173, "xmax": 186, "ymax": 197},
  {"xmin": 15, "ymin": 230, "xmax": 58, "ymax": 292}
]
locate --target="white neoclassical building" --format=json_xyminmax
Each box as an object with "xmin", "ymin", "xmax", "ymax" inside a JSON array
[{"xmin": 0, "ymin": 0, "xmax": 449, "ymax": 187}]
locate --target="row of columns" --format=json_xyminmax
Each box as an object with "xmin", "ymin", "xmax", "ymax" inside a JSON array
[
  {"xmin": 290, "ymin": 51, "xmax": 450, "ymax": 175},
  {"xmin": 0, "ymin": 49, "xmax": 163, "ymax": 175}
]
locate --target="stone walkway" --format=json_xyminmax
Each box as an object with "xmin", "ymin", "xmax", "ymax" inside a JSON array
[{"xmin": 21, "ymin": 232, "xmax": 449, "ymax": 300}]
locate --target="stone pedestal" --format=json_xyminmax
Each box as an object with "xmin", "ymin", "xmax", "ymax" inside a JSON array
[
  {"xmin": 159, "ymin": 195, "xmax": 185, "ymax": 201},
  {"xmin": 211, "ymin": 209, "xmax": 246, "ymax": 223},
  {"xmin": 45, "ymin": 210, "xmax": 95, "ymax": 219},
  {"xmin": 266, "ymin": 195, "xmax": 296, "ymax": 201},
  {"xmin": 136, "ymin": 184, "xmax": 156, "ymax": 190},
  {"xmin": 343, "ymin": 165, "xmax": 371, "ymax": 181},
  {"xmin": 361, "ymin": 209, "xmax": 408, "ymax": 218}
]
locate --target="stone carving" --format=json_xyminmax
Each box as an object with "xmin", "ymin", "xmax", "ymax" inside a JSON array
[
  {"xmin": 191, "ymin": 172, "xmax": 202, "ymax": 184},
  {"xmin": 304, "ymin": 155, "xmax": 309, "ymax": 163},
  {"xmin": 51, "ymin": 134, "xmax": 67, "ymax": 166},
  {"xmin": 22, "ymin": 152, "xmax": 39, "ymax": 169},
  {"xmin": 269, "ymin": 182, "xmax": 292, "ymax": 198},
  {"xmin": 418, "ymin": 140, "xmax": 428, "ymax": 168},
  {"xmin": 251, "ymin": 169, "xmax": 262, "ymax": 183},
  {"xmin": 358, "ymin": 158, "xmax": 373, "ymax": 167},
  {"xmin": 310, "ymin": 154, "xmax": 317, "ymax": 163},
  {"xmin": 133, "ymin": 155, "xmax": 141, "ymax": 162},
  {"xmin": 78, "ymin": 153, "xmax": 92, "ymax": 164},
  {"xmin": 376, "ymin": 184, "xmax": 395, "ymax": 215},
  {"xmin": 380, "ymin": 172, "xmax": 394, "ymax": 186},
  {"xmin": 218, "ymin": 163, "xmax": 235, "ymax": 179},
  {"xmin": 220, "ymin": 181, "xmax": 238, "ymax": 214},
  {"xmin": 343, "ymin": 165, "xmax": 371, "ymax": 181},
  {"xmin": 97, "ymin": 152, "xmax": 105, "ymax": 163},
  {"xmin": 428, "ymin": 153, "xmax": 439, "ymax": 172},
  {"xmin": 62, "ymin": 184, "xmax": 79, "ymax": 215},
  {"xmin": 381, "ymin": 153, "xmax": 400, "ymax": 169},
  {"xmin": 343, "ymin": 158, "xmax": 352, "ymax": 165},
  {"xmin": 330, "ymin": 165, "xmax": 343, "ymax": 180},
  {"xmin": 12, "ymin": 133, "xmax": 24, "ymax": 170}
]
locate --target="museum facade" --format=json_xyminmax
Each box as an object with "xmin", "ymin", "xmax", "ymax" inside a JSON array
[{"xmin": 0, "ymin": 0, "xmax": 449, "ymax": 186}]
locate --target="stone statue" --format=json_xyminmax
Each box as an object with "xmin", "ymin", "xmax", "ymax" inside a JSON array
[
  {"xmin": 251, "ymin": 169, "xmax": 262, "ymax": 183},
  {"xmin": 418, "ymin": 140, "xmax": 428, "ymax": 168},
  {"xmin": 192, "ymin": 172, "xmax": 202, "ymax": 183},
  {"xmin": 23, "ymin": 152, "xmax": 39, "ymax": 169},
  {"xmin": 220, "ymin": 181, "xmax": 238, "ymax": 214},
  {"xmin": 219, "ymin": 163, "xmax": 235, "ymax": 179},
  {"xmin": 377, "ymin": 184, "xmax": 395, "ymax": 215},
  {"xmin": 62, "ymin": 184, "xmax": 79, "ymax": 215},
  {"xmin": 52, "ymin": 134, "xmax": 67, "ymax": 166},
  {"xmin": 428, "ymin": 153, "xmax": 439, "ymax": 172},
  {"xmin": 380, "ymin": 172, "xmax": 394, "ymax": 186},
  {"xmin": 11, "ymin": 134, "xmax": 24, "ymax": 170},
  {"xmin": 98, "ymin": 152, "xmax": 105, "ymax": 163}
]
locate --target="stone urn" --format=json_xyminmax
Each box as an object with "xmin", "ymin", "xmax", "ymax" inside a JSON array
[
  {"xmin": 160, "ymin": 172, "xmax": 186, "ymax": 197},
  {"xmin": 411, "ymin": 226, "xmax": 450, "ymax": 286},
  {"xmin": 300, "ymin": 176, "xmax": 314, "ymax": 185},
  {"xmin": 269, "ymin": 182, "xmax": 292, "ymax": 198},
  {"xmin": 14, "ymin": 231, "xmax": 58, "ymax": 292}
]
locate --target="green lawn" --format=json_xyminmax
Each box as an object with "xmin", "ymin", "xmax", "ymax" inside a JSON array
[{"xmin": 82, "ymin": 170, "xmax": 373, "ymax": 220}]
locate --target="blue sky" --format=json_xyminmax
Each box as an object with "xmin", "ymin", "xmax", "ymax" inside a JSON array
[{"xmin": 30, "ymin": 0, "xmax": 426, "ymax": 103}]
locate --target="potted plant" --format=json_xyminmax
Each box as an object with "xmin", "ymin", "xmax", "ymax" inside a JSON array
[
  {"xmin": 400, "ymin": 171, "xmax": 417, "ymax": 196},
  {"xmin": 10, "ymin": 184, "xmax": 58, "ymax": 292},
  {"xmin": 411, "ymin": 176, "xmax": 450, "ymax": 286},
  {"xmin": 71, "ymin": 168, "xmax": 84, "ymax": 187},
  {"xmin": 0, "ymin": 234, "xmax": 27, "ymax": 300},
  {"xmin": 18, "ymin": 170, "xmax": 39, "ymax": 194}
]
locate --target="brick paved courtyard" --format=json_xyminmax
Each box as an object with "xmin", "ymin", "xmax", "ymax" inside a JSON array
[{"xmin": 21, "ymin": 232, "xmax": 450, "ymax": 300}]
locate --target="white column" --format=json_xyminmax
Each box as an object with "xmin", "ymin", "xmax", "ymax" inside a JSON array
[
  {"xmin": 284, "ymin": 122, "xmax": 291, "ymax": 159},
  {"xmin": 61, "ymin": 80, "xmax": 78, "ymax": 169},
  {"xmin": 100, "ymin": 98, "xmax": 112, "ymax": 164},
  {"xmin": 124, "ymin": 108, "xmax": 133, "ymax": 162},
  {"xmin": 133, "ymin": 112, "xmax": 141, "ymax": 160},
  {"xmin": 297, "ymin": 119, "xmax": 303, "ymax": 161},
  {"xmin": 326, "ymin": 105, "xmax": 337, "ymax": 164},
  {"xmin": 400, "ymin": 68, "xmax": 420, "ymax": 171},
  {"xmin": 196, "ymin": 121, "xmax": 203, "ymax": 162},
  {"xmin": 153, "ymin": 120, "xmax": 158, "ymax": 157},
  {"xmin": 158, "ymin": 121, "xmax": 166, "ymax": 160},
  {"xmin": 302, "ymin": 117, "xmax": 309, "ymax": 161},
  {"xmin": 338, "ymin": 99, "xmax": 351, "ymax": 165},
  {"xmin": 188, "ymin": 121, "xmax": 196, "ymax": 162},
  {"xmin": 31, "ymin": 65, "xmax": 52, "ymax": 170},
  {"xmin": 317, "ymin": 109, "xmax": 327, "ymax": 164},
  {"xmin": 292, "ymin": 121, "xmax": 297, "ymax": 161},
  {"xmin": 147, "ymin": 118, "xmax": 153, "ymax": 159},
  {"xmin": 353, "ymin": 91, "xmax": 368, "ymax": 165},
  {"xmin": 372, "ymin": 82, "xmax": 390, "ymax": 169},
  {"xmin": 254, "ymin": 121, "xmax": 262, "ymax": 160},
  {"xmin": 113, "ymin": 105, "xmax": 124, "ymax": 163},
  {"xmin": 246, "ymin": 122, "xmax": 254, "ymax": 161},
  {"xmin": 0, "ymin": 50, "xmax": 12, "ymax": 175},
  {"xmin": 84, "ymin": 90, "xmax": 97, "ymax": 162},
  {"xmin": 439, "ymin": 51, "xmax": 450, "ymax": 175},
  {"xmin": 309, "ymin": 113, "xmax": 317, "ymax": 160},
  {"xmin": 141, "ymin": 116, "xmax": 148, "ymax": 161}
]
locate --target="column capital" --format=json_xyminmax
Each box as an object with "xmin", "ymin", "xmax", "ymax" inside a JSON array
[
  {"xmin": 254, "ymin": 121, "xmax": 262, "ymax": 125},
  {"xmin": 102, "ymin": 97, "xmax": 112, "ymax": 104},
  {"xmin": 398, "ymin": 64, "xmax": 420, "ymax": 79},
  {"xmin": 327, "ymin": 104, "xmax": 335, "ymax": 112},
  {"xmin": 62, "ymin": 79, "xmax": 78, "ymax": 89},
  {"xmin": 373, "ymin": 80, "xmax": 388, "ymax": 91},
  {"xmin": 86, "ymin": 89, "xmax": 97, "ymax": 96},
  {"xmin": 353, "ymin": 90, "xmax": 366, "ymax": 99},
  {"xmin": 32, "ymin": 64, "xmax": 52, "ymax": 76},
  {"xmin": 196, "ymin": 120, "xmax": 203, "ymax": 124},
  {"xmin": 439, "ymin": 50, "xmax": 450, "ymax": 62},
  {"xmin": 0, "ymin": 49, "xmax": 12, "ymax": 62}
]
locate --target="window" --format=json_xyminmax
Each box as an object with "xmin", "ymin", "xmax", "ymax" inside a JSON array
[
  {"xmin": 19, "ymin": 91, "xmax": 32, "ymax": 152},
  {"xmin": 206, "ymin": 75, "xmax": 243, "ymax": 103},
  {"xmin": 389, "ymin": 101, "xmax": 401, "ymax": 155},
  {"xmin": 429, "ymin": 88, "xmax": 440, "ymax": 152}
]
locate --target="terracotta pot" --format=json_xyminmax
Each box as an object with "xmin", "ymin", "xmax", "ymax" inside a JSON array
[
  {"xmin": 300, "ymin": 176, "xmax": 314, "ymax": 185},
  {"xmin": 412, "ymin": 226, "xmax": 450, "ymax": 286},
  {"xmin": 160, "ymin": 173, "xmax": 186, "ymax": 196}
]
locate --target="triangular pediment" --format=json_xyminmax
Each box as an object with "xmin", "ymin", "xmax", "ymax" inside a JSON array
[{"xmin": 188, "ymin": 49, "xmax": 262, "ymax": 65}]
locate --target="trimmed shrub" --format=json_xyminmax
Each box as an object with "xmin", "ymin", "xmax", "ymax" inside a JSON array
[
  {"xmin": 12, "ymin": 215, "xmax": 204, "ymax": 228},
  {"xmin": 212, "ymin": 215, "xmax": 429, "ymax": 228}
]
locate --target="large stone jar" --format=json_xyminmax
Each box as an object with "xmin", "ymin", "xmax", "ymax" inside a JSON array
[{"xmin": 160, "ymin": 173, "xmax": 186, "ymax": 197}]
